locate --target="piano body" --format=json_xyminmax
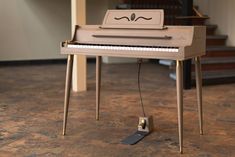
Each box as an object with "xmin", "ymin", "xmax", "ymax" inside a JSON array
[
  {"xmin": 62, "ymin": 25, "xmax": 205, "ymax": 60},
  {"xmin": 61, "ymin": 10, "xmax": 206, "ymax": 153},
  {"xmin": 62, "ymin": 10, "xmax": 206, "ymax": 60}
]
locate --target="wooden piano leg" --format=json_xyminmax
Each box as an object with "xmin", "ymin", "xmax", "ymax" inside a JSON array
[
  {"xmin": 195, "ymin": 57, "xmax": 203, "ymax": 135},
  {"xmin": 63, "ymin": 55, "xmax": 74, "ymax": 135},
  {"xmin": 176, "ymin": 60, "xmax": 184, "ymax": 153},
  {"xmin": 96, "ymin": 56, "xmax": 102, "ymax": 120}
]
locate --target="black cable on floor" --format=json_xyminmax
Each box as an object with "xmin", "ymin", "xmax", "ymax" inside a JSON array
[{"xmin": 137, "ymin": 58, "xmax": 146, "ymax": 117}]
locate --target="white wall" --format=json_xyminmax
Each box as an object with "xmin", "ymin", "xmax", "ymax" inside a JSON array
[
  {"xmin": 87, "ymin": 0, "xmax": 120, "ymax": 24},
  {"xmin": 0, "ymin": 0, "xmax": 121, "ymax": 61},
  {"xmin": 0, "ymin": 0, "xmax": 71, "ymax": 61},
  {"xmin": 195, "ymin": 0, "xmax": 235, "ymax": 46}
]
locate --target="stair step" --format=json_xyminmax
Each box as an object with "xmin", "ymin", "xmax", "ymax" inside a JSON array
[
  {"xmin": 161, "ymin": 46, "xmax": 235, "ymax": 64},
  {"xmin": 159, "ymin": 60, "xmax": 174, "ymax": 66},
  {"xmin": 193, "ymin": 63, "xmax": 235, "ymax": 71},
  {"xmin": 206, "ymin": 46, "xmax": 235, "ymax": 52},
  {"xmin": 200, "ymin": 57, "xmax": 235, "ymax": 64},
  {"xmin": 170, "ymin": 70, "xmax": 235, "ymax": 80},
  {"xmin": 206, "ymin": 25, "xmax": 217, "ymax": 29},
  {"xmin": 164, "ymin": 57, "xmax": 235, "ymax": 71},
  {"xmin": 207, "ymin": 35, "xmax": 228, "ymax": 40},
  {"xmin": 207, "ymin": 35, "xmax": 228, "ymax": 46},
  {"xmin": 206, "ymin": 46, "xmax": 235, "ymax": 57},
  {"xmin": 193, "ymin": 57, "xmax": 235, "ymax": 71},
  {"xmin": 196, "ymin": 70, "xmax": 235, "ymax": 79},
  {"xmin": 116, "ymin": 4, "xmax": 131, "ymax": 9},
  {"xmin": 206, "ymin": 25, "xmax": 217, "ymax": 35},
  {"xmin": 176, "ymin": 16, "xmax": 208, "ymax": 25},
  {"xmin": 169, "ymin": 73, "xmax": 177, "ymax": 80}
]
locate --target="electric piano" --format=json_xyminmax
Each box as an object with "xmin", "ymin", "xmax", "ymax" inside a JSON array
[{"xmin": 61, "ymin": 10, "xmax": 206, "ymax": 153}]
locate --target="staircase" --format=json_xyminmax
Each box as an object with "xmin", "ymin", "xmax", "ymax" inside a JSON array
[
  {"xmin": 167, "ymin": 7, "xmax": 235, "ymax": 84},
  {"xmin": 118, "ymin": 0, "xmax": 235, "ymax": 84}
]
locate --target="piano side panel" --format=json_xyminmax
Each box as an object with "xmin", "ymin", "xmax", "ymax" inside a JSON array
[
  {"xmin": 184, "ymin": 40, "xmax": 206, "ymax": 59},
  {"xmin": 184, "ymin": 26, "xmax": 206, "ymax": 59}
]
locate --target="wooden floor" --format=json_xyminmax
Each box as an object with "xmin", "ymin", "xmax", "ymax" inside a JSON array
[{"xmin": 0, "ymin": 63, "xmax": 234, "ymax": 157}]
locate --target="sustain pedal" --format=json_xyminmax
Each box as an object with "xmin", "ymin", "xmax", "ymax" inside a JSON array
[{"xmin": 121, "ymin": 116, "xmax": 154, "ymax": 145}]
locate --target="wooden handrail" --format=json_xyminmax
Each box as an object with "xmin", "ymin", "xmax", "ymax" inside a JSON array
[{"xmin": 193, "ymin": 6, "xmax": 204, "ymax": 17}]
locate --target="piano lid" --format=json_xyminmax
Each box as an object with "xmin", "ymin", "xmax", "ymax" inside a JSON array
[{"xmin": 101, "ymin": 10, "xmax": 164, "ymax": 30}]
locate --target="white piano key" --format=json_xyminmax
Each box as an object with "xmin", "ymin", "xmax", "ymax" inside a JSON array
[
  {"xmin": 133, "ymin": 47, "xmax": 139, "ymax": 51},
  {"xmin": 67, "ymin": 44, "xmax": 179, "ymax": 53},
  {"xmin": 123, "ymin": 47, "xmax": 127, "ymax": 51},
  {"xmin": 148, "ymin": 48, "xmax": 152, "ymax": 51},
  {"xmin": 134, "ymin": 47, "xmax": 139, "ymax": 51},
  {"xmin": 172, "ymin": 48, "xmax": 176, "ymax": 52},
  {"xmin": 145, "ymin": 48, "xmax": 150, "ymax": 51}
]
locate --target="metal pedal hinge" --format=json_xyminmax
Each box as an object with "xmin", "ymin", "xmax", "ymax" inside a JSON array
[{"xmin": 121, "ymin": 116, "xmax": 154, "ymax": 145}]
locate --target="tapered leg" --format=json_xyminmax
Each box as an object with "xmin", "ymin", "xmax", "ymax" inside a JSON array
[
  {"xmin": 63, "ymin": 55, "xmax": 74, "ymax": 135},
  {"xmin": 195, "ymin": 57, "xmax": 203, "ymax": 135},
  {"xmin": 176, "ymin": 60, "xmax": 184, "ymax": 153},
  {"xmin": 96, "ymin": 56, "xmax": 102, "ymax": 120}
]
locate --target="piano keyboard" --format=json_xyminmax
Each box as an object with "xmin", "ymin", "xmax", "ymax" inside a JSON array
[{"xmin": 67, "ymin": 44, "xmax": 179, "ymax": 53}]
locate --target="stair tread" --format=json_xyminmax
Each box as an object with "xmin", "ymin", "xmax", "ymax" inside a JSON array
[
  {"xmin": 206, "ymin": 24, "xmax": 218, "ymax": 29},
  {"xmin": 207, "ymin": 35, "xmax": 228, "ymax": 39},
  {"xmin": 159, "ymin": 60, "xmax": 174, "ymax": 66},
  {"xmin": 196, "ymin": 70, "xmax": 235, "ymax": 79},
  {"xmin": 206, "ymin": 46, "xmax": 235, "ymax": 52},
  {"xmin": 200, "ymin": 57, "xmax": 235, "ymax": 64},
  {"xmin": 176, "ymin": 16, "xmax": 209, "ymax": 19},
  {"xmin": 170, "ymin": 70, "xmax": 235, "ymax": 80}
]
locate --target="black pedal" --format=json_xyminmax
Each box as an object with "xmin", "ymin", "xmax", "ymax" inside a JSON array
[
  {"xmin": 121, "ymin": 116, "xmax": 154, "ymax": 145},
  {"xmin": 121, "ymin": 131, "xmax": 148, "ymax": 145}
]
